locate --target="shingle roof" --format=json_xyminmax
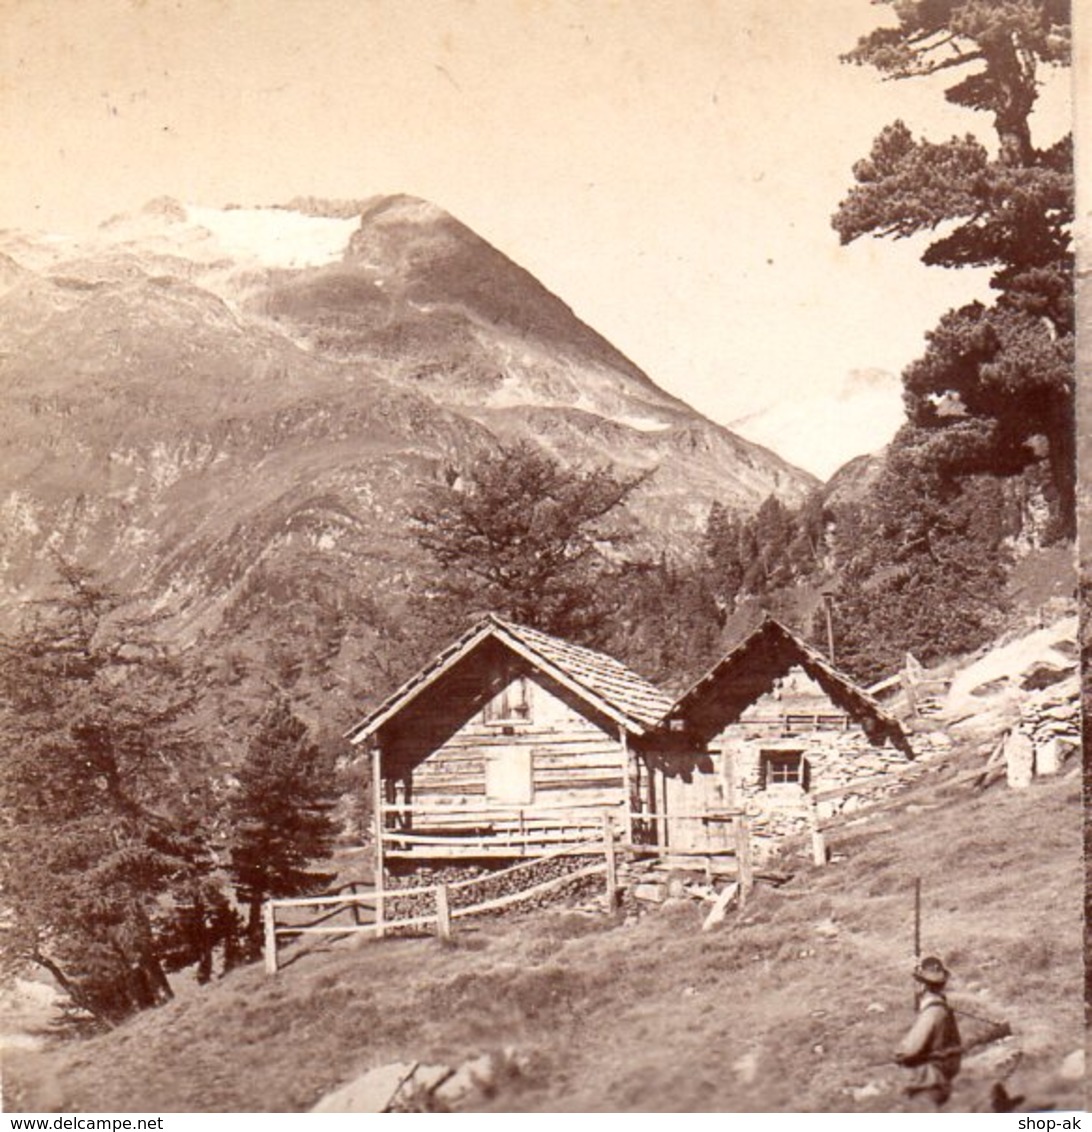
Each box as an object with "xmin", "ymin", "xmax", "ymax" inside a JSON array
[
  {"xmin": 667, "ymin": 615, "xmax": 912, "ymax": 753},
  {"xmin": 346, "ymin": 613, "xmax": 674, "ymax": 743},
  {"xmin": 488, "ymin": 615, "xmax": 673, "ymax": 731}
]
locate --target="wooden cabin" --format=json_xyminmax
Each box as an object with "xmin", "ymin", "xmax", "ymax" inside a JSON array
[
  {"xmin": 657, "ymin": 617, "xmax": 914, "ymax": 861},
  {"xmin": 345, "ymin": 615, "xmax": 673, "ymax": 861}
]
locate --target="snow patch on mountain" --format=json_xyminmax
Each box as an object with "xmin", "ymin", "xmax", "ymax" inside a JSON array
[
  {"xmin": 483, "ymin": 372, "xmax": 672, "ymax": 432},
  {"xmin": 729, "ymin": 368, "xmax": 904, "ymax": 481},
  {"xmin": 184, "ymin": 206, "xmax": 358, "ymax": 269}
]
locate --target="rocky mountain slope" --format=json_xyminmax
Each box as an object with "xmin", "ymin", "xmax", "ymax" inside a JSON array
[{"xmin": 0, "ymin": 195, "xmax": 815, "ymax": 734}]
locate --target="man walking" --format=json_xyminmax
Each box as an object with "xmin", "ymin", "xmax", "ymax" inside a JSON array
[{"xmin": 895, "ymin": 955, "xmax": 962, "ymax": 1108}]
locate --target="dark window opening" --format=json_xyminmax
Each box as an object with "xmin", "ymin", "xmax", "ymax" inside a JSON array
[
  {"xmin": 760, "ymin": 750, "xmax": 810, "ymax": 792},
  {"xmin": 484, "ymin": 674, "xmax": 532, "ymax": 724}
]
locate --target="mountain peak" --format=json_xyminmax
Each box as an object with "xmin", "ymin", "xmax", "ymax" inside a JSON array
[{"xmin": 357, "ymin": 194, "xmax": 454, "ymax": 228}]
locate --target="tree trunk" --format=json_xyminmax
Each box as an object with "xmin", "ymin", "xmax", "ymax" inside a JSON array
[
  {"xmin": 222, "ymin": 924, "xmax": 243, "ymax": 974},
  {"xmin": 32, "ymin": 951, "xmax": 116, "ymax": 1031},
  {"xmin": 988, "ymin": 37, "xmax": 1036, "ymax": 167},
  {"xmin": 131, "ymin": 950, "xmax": 174, "ymax": 1009},
  {"xmin": 246, "ymin": 896, "xmax": 265, "ymax": 962},
  {"xmin": 1047, "ymin": 394, "xmax": 1077, "ymax": 539}
]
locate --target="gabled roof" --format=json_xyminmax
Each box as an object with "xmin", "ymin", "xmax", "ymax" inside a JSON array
[
  {"xmin": 666, "ymin": 616, "xmax": 912, "ymax": 753},
  {"xmin": 346, "ymin": 613, "xmax": 674, "ymax": 744}
]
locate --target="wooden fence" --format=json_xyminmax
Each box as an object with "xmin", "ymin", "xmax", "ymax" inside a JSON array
[
  {"xmin": 377, "ymin": 800, "xmax": 620, "ymax": 859},
  {"xmin": 262, "ymin": 814, "xmax": 619, "ymax": 974}
]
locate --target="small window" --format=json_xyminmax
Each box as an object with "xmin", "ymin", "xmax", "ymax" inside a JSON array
[
  {"xmin": 760, "ymin": 750, "xmax": 810, "ymax": 792},
  {"xmin": 483, "ymin": 675, "xmax": 532, "ymax": 725}
]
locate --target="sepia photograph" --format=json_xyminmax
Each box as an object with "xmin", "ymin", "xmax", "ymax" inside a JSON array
[{"xmin": 0, "ymin": 0, "xmax": 1084, "ymax": 1116}]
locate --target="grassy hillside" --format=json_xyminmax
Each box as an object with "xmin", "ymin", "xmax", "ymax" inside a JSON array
[{"xmin": 4, "ymin": 740, "xmax": 1082, "ymax": 1114}]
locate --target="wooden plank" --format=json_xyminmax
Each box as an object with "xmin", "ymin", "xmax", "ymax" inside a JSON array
[
  {"xmin": 269, "ymin": 892, "xmax": 377, "ymax": 909},
  {"xmin": 532, "ymin": 762, "xmax": 627, "ymax": 775},
  {"xmin": 603, "ymin": 811, "xmax": 617, "ymax": 910},
  {"xmin": 722, "ymin": 745, "xmax": 738, "ymax": 809},
  {"xmin": 622, "ymin": 843, "xmax": 739, "ymax": 858},
  {"xmin": 809, "ymin": 802, "xmax": 827, "ymax": 867},
  {"xmin": 531, "ymin": 766, "xmax": 626, "ymax": 780},
  {"xmin": 381, "ymin": 799, "xmax": 621, "ymax": 816},
  {"xmin": 413, "ymin": 772, "xmax": 489, "ymax": 788},
  {"xmin": 389, "ymin": 831, "xmax": 605, "ymax": 866},
  {"xmin": 275, "ymin": 925, "xmax": 377, "ymax": 937},
  {"xmin": 263, "ymin": 900, "xmax": 278, "ymax": 974},
  {"xmin": 373, "ymin": 745, "xmax": 386, "ymax": 941},
  {"xmin": 409, "ymin": 785, "xmax": 488, "ymax": 797},
  {"xmin": 435, "ymin": 884, "xmax": 452, "ymax": 941},
  {"xmin": 702, "ymin": 882, "xmax": 740, "ymax": 931},
  {"xmin": 527, "ymin": 791, "xmax": 628, "ymax": 806},
  {"xmin": 441, "ymin": 734, "xmax": 616, "ymax": 752},
  {"xmin": 375, "ymin": 912, "xmax": 440, "ymax": 931},
  {"xmin": 527, "ymin": 746, "xmax": 624, "ymax": 760},
  {"xmin": 626, "ymin": 809, "xmax": 743, "ymax": 821},
  {"xmin": 620, "ymin": 727, "xmax": 634, "ymax": 846},
  {"xmin": 414, "ymin": 771, "xmax": 488, "ymax": 787},
  {"xmin": 736, "ymin": 815, "xmax": 754, "ymax": 904},
  {"xmin": 409, "ymin": 749, "xmax": 487, "ymax": 763},
  {"xmin": 382, "ymin": 830, "xmax": 599, "ymax": 847}
]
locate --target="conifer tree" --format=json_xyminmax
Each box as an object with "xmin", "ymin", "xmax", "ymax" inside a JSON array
[
  {"xmin": 835, "ymin": 0, "xmax": 1073, "ymax": 536},
  {"xmin": 0, "ymin": 562, "xmax": 210, "ymax": 1025},
  {"xmin": 227, "ymin": 700, "xmax": 338, "ymax": 960},
  {"xmin": 411, "ymin": 441, "xmax": 649, "ymax": 642}
]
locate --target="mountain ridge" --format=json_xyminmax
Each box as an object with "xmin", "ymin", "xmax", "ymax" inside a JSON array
[{"xmin": 0, "ymin": 194, "xmax": 817, "ymax": 735}]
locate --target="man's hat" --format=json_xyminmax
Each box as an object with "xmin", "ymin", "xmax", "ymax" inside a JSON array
[{"xmin": 913, "ymin": 956, "xmax": 950, "ymax": 988}]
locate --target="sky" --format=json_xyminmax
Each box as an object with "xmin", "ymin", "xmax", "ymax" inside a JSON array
[{"xmin": 0, "ymin": 0, "xmax": 1075, "ymax": 476}]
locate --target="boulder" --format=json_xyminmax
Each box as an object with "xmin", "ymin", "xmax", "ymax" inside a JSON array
[
  {"xmin": 1058, "ymin": 1048, "xmax": 1084, "ymax": 1081},
  {"xmin": 843, "ymin": 1082, "xmax": 883, "ymax": 1102},
  {"xmin": 633, "ymin": 883, "xmax": 666, "ymax": 903},
  {"xmin": 1035, "ymin": 736, "xmax": 1068, "ymax": 776},
  {"xmin": 407, "ymin": 1064, "xmax": 454, "ymax": 1094},
  {"xmin": 311, "ymin": 1061, "xmax": 418, "ymax": 1113},
  {"xmin": 1004, "ymin": 731, "xmax": 1034, "ymax": 789},
  {"xmin": 432, "ymin": 1052, "xmax": 497, "ymax": 1107}
]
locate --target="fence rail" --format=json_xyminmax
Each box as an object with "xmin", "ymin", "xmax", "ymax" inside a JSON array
[
  {"xmin": 264, "ymin": 804, "xmax": 759, "ymax": 973},
  {"xmin": 263, "ymin": 819, "xmax": 618, "ymax": 973}
]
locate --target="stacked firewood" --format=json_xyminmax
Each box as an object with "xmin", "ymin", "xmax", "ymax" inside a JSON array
[{"xmin": 383, "ymin": 856, "xmax": 604, "ymax": 932}]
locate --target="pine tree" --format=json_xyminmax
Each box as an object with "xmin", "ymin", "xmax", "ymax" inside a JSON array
[
  {"xmin": 835, "ymin": 0, "xmax": 1073, "ymax": 536},
  {"xmin": 227, "ymin": 700, "xmax": 338, "ymax": 960},
  {"xmin": 827, "ymin": 431, "xmax": 1013, "ymax": 682},
  {"xmin": 411, "ymin": 441, "xmax": 649, "ymax": 642},
  {"xmin": 703, "ymin": 501, "xmax": 745, "ymax": 610},
  {"xmin": 0, "ymin": 562, "xmax": 212, "ymax": 1025}
]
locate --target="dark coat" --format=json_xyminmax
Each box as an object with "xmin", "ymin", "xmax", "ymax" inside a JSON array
[{"xmin": 895, "ymin": 989, "xmax": 962, "ymax": 1102}]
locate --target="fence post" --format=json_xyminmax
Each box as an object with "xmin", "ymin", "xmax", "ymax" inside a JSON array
[
  {"xmin": 602, "ymin": 810, "xmax": 618, "ymax": 911},
  {"xmin": 348, "ymin": 882, "xmax": 362, "ymax": 926},
  {"xmin": 435, "ymin": 883, "xmax": 452, "ymax": 942},
  {"xmin": 808, "ymin": 801, "xmax": 827, "ymax": 867},
  {"xmin": 372, "ymin": 746, "xmax": 386, "ymax": 940},
  {"xmin": 736, "ymin": 815, "xmax": 754, "ymax": 905},
  {"xmin": 263, "ymin": 900, "xmax": 278, "ymax": 975}
]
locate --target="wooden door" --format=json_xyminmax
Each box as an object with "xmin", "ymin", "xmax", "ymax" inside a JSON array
[{"xmin": 662, "ymin": 756, "xmax": 730, "ymax": 853}]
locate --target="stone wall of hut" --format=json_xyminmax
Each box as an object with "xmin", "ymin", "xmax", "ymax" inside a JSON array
[{"xmin": 724, "ymin": 725, "xmax": 911, "ymax": 859}]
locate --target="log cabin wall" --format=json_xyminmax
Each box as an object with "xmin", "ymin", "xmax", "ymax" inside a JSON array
[{"xmin": 378, "ymin": 637, "xmax": 628, "ymax": 834}]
